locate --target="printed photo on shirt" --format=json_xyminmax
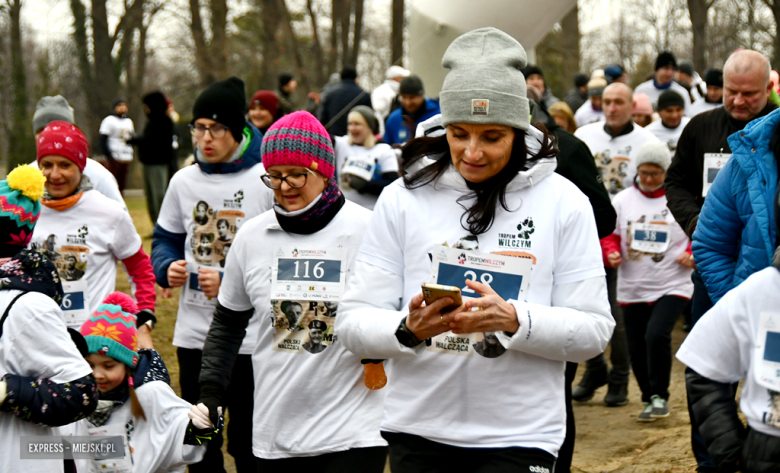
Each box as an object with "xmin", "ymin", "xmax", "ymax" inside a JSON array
[
  {"xmin": 190, "ymin": 201, "xmax": 245, "ymax": 266},
  {"xmin": 626, "ymin": 212, "xmax": 670, "ymax": 263},
  {"xmin": 766, "ymin": 389, "xmax": 780, "ymax": 429},
  {"xmin": 270, "ymin": 300, "xmax": 336, "ymax": 354},
  {"xmin": 34, "ymin": 234, "xmax": 90, "ymax": 282},
  {"xmin": 472, "ymin": 332, "xmax": 507, "ymax": 358},
  {"xmin": 594, "ymin": 151, "xmax": 630, "ymax": 195}
]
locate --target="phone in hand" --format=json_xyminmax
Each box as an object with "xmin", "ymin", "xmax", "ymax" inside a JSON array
[{"xmin": 422, "ymin": 283, "xmax": 463, "ymax": 313}]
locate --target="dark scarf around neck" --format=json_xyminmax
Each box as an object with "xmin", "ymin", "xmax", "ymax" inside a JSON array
[{"xmin": 274, "ymin": 180, "xmax": 345, "ymax": 234}]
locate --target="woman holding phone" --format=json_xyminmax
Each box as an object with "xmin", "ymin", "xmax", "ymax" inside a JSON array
[
  {"xmin": 194, "ymin": 111, "xmax": 388, "ymax": 471},
  {"xmin": 336, "ymin": 28, "xmax": 614, "ymax": 472}
]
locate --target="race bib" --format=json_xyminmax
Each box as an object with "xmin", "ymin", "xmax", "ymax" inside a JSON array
[
  {"xmin": 630, "ymin": 223, "xmax": 671, "ymax": 254},
  {"xmin": 184, "ymin": 263, "xmax": 222, "ymax": 308},
  {"xmin": 341, "ymin": 155, "xmax": 376, "ymax": 182},
  {"xmin": 54, "ymin": 245, "xmax": 90, "ymax": 329},
  {"xmin": 270, "ymin": 246, "xmax": 346, "ymax": 354},
  {"xmin": 427, "ymin": 245, "xmax": 533, "ymax": 357},
  {"xmin": 754, "ymin": 311, "xmax": 780, "ymax": 392},
  {"xmin": 702, "ymin": 153, "xmax": 731, "ymax": 197},
  {"xmin": 86, "ymin": 423, "xmax": 133, "ymax": 473}
]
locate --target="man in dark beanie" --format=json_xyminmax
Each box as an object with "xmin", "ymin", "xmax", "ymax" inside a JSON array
[
  {"xmin": 127, "ymin": 91, "xmax": 176, "ymax": 224},
  {"xmin": 384, "ymin": 75, "xmax": 440, "ymax": 145},
  {"xmin": 635, "ymin": 51, "xmax": 692, "ymax": 114},
  {"xmin": 691, "ymin": 68, "xmax": 724, "ymax": 116},
  {"xmin": 523, "ymin": 65, "xmax": 560, "ymax": 113},
  {"xmin": 99, "ymin": 97, "xmax": 135, "ymax": 192},
  {"xmin": 275, "ymin": 72, "xmax": 298, "ymax": 117},
  {"xmin": 565, "ymin": 72, "xmax": 591, "ymax": 113},
  {"xmin": 318, "ymin": 65, "xmax": 372, "ymax": 138},
  {"xmin": 646, "ymin": 90, "xmax": 690, "ymax": 156},
  {"xmin": 152, "ymin": 75, "xmax": 274, "ymax": 473}
]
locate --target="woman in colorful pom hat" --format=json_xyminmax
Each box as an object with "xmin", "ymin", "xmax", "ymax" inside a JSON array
[
  {"xmin": 63, "ymin": 292, "xmax": 216, "ymax": 473},
  {"xmin": 29, "ymin": 120, "xmax": 158, "ymax": 339},
  {"xmin": 0, "ymin": 165, "xmax": 99, "ymax": 473}
]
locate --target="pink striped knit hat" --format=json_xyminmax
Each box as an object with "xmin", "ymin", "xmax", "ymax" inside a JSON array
[
  {"xmin": 80, "ymin": 292, "xmax": 139, "ymax": 368},
  {"xmin": 260, "ymin": 111, "xmax": 336, "ymax": 179}
]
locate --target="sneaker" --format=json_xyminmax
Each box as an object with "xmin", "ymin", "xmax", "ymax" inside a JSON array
[
  {"xmin": 637, "ymin": 402, "xmax": 656, "ymax": 422},
  {"xmin": 650, "ymin": 395, "xmax": 670, "ymax": 418}
]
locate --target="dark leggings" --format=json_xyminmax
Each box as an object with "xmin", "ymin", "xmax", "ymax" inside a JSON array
[
  {"xmin": 622, "ymin": 295, "xmax": 688, "ymax": 403},
  {"xmin": 256, "ymin": 447, "xmax": 388, "ymax": 473},
  {"xmin": 383, "ymin": 432, "xmax": 556, "ymax": 473},
  {"xmin": 177, "ymin": 347, "xmax": 256, "ymax": 473}
]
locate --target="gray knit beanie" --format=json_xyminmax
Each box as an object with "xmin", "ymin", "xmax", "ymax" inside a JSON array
[
  {"xmin": 439, "ymin": 27, "xmax": 530, "ymax": 131},
  {"xmin": 636, "ymin": 141, "xmax": 672, "ymax": 172},
  {"xmin": 32, "ymin": 96, "xmax": 75, "ymax": 134}
]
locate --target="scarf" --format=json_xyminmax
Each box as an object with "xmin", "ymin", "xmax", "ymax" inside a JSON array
[
  {"xmin": 194, "ymin": 125, "xmax": 262, "ymax": 175},
  {"xmin": 87, "ymin": 380, "xmax": 130, "ymax": 427},
  {"xmin": 41, "ymin": 175, "xmax": 94, "ymax": 211},
  {"xmin": 653, "ymin": 77, "xmax": 673, "ymax": 90},
  {"xmin": 274, "ymin": 180, "xmax": 345, "ymax": 234},
  {"xmin": 0, "ymin": 248, "xmax": 64, "ymax": 304}
]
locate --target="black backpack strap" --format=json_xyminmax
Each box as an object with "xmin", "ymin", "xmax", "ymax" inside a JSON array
[{"xmin": 0, "ymin": 291, "xmax": 30, "ymax": 339}]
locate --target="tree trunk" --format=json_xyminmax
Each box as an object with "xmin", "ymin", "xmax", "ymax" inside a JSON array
[
  {"xmin": 259, "ymin": 0, "xmax": 282, "ymax": 89},
  {"xmin": 211, "ymin": 0, "xmax": 229, "ymax": 78},
  {"xmin": 350, "ymin": 0, "xmax": 364, "ymax": 66},
  {"xmin": 7, "ymin": 0, "xmax": 33, "ymax": 170},
  {"xmin": 306, "ymin": 0, "xmax": 326, "ymax": 86},
  {"xmin": 329, "ymin": 0, "xmax": 341, "ymax": 74},
  {"xmin": 687, "ymin": 0, "xmax": 710, "ymax": 73},
  {"xmin": 189, "ymin": 0, "xmax": 215, "ymax": 85},
  {"xmin": 276, "ymin": 0, "xmax": 312, "ymax": 91},
  {"xmin": 391, "ymin": 0, "xmax": 404, "ymax": 66},
  {"xmin": 70, "ymin": 0, "xmax": 100, "ymax": 143},
  {"xmin": 340, "ymin": 0, "xmax": 352, "ymax": 67},
  {"xmin": 767, "ymin": 0, "xmax": 780, "ymax": 70},
  {"xmin": 91, "ymin": 0, "xmax": 118, "ymax": 117}
]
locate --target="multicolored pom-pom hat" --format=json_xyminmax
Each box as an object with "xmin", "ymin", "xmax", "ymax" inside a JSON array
[
  {"xmin": 80, "ymin": 292, "xmax": 140, "ymax": 368},
  {"xmin": 260, "ymin": 111, "xmax": 336, "ymax": 179},
  {"xmin": 0, "ymin": 165, "xmax": 46, "ymax": 257}
]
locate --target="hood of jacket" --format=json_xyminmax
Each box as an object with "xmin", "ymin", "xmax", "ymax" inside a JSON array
[
  {"xmin": 194, "ymin": 121, "xmax": 263, "ymax": 174},
  {"xmin": 408, "ymin": 124, "xmax": 557, "ymax": 193}
]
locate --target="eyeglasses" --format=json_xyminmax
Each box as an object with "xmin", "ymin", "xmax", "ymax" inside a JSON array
[
  {"xmin": 261, "ymin": 169, "xmax": 316, "ymax": 189},
  {"xmin": 638, "ymin": 170, "xmax": 665, "ymax": 179},
  {"xmin": 189, "ymin": 124, "xmax": 230, "ymax": 139}
]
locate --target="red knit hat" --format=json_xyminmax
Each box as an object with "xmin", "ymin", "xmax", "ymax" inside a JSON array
[
  {"xmin": 261, "ymin": 111, "xmax": 336, "ymax": 179},
  {"xmin": 36, "ymin": 121, "xmax": 89, "ymax": 172},
  {"xmin": 250, "ymin": 90, "xmax": 279, "ymax": 119}
]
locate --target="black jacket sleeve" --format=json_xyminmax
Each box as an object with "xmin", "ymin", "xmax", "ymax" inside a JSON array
[
  {"xmin": 665, "ymin": 124, "xmax": 703, "ymax": 238},
  {"xmin": 1, "ymin": 373, "xmax": 98, "ymax": 426},
  {"xmin": 553, "ymin": 129, "xmax": 617, "ymax": 239},
  {"xmin": 100, "ymin": 134, "xmax": 113, "ymax": 160},
  {"xmin": 686, "ymin": 368, "xmax": 744, "ymax": 473},
  {"xmin": 199, "ymin": 302, "xmax": 254, "ymax": 402}
]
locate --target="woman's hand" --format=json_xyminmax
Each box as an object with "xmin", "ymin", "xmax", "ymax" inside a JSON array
[
  {"xmin": 167, "ymin": 260, "xmax": 188, "ymax": 288},
  {"xmin": 450, "ymin": 280, "xmax": 519, "ymax": 335},
  {"xmin": 676, "ymin": 252, "xmax": 696, "ymax": 269},
  {"xmin": 607, "ymin": 251, "xmax": 623, "ymax": 268},
  {"xmin": 406, "ymin": 292, "xmax": 462, "ymax": 341},
  {"xmin": 198, "ymin": 268, "xmax": 221, "ymax": 298}
]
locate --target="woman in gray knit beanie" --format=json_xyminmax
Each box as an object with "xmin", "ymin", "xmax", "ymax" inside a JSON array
[{"xmin": 338, "ymin": 27, "xmax": 613, "ymax": 472}]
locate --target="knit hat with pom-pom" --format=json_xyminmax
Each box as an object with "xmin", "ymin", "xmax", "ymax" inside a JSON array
[
  {"xmin": 261, "ymin": 111, "xmax": 336, "ymax": 179},
  {"xmin": 80, "ymin": 292, "xmax": 140, "ymax": 368},
  {"xmin": 0, "ymin": 166, "xmax": 46, "ymax": 257}
]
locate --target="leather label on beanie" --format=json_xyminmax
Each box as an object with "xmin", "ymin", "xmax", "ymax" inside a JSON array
[{"xmin": 472, "ymin": 99, "xmax": 489, "ymax": 116}]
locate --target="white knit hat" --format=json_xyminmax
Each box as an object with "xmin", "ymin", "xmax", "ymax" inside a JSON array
[{"xmin": 635, "ymin": 141, "xmax": 672, "ymax": 171}]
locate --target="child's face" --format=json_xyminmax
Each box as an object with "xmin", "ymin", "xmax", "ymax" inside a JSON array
[{"xmin": 86, "ymin": 353, "xmax": 127, "ymax": 393}]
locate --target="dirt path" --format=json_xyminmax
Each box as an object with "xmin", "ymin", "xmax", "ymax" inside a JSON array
[{"xmin": 570, "ymin": 320, "xmax": 698, "ymax": 473}]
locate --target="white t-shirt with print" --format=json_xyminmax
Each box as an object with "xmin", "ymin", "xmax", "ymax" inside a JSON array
[
  {"xmin": 574, "ymin": 102, "xmax": 604, "ymax": 127},
  {"xmin": 634, "ymin": 80, "xmax": 693, "ymax": 116},
  {"xmin": 611, "ymin": 186, "xmax": 693, "ymax": 303},
  {"xmin": 677, "ymin": 267, "xmax": 780, "ymax": 439},
  {"xmin": 29, "ymin": 191, "xmax": 141, "ymax": 329},
  {"xmin": 217, "ymin": 201, "xmax": 387, "ymax": 458},
  {"xmin": 690, "ymin": 98, "xmax": 723, "ymax": 117},
  {"xmin": 156, "ymin": 164, "xmax": 275, "ymax": 354},
  {"xmin": 645, "ymin": 116, "xmax": 691, "ymax": 158},
  {"xmin": 574, "ymin": 122, "xmax": 660, "ymax": 199},
  {"xmin": 99, "ymin": 115, "xmax": 135, "ymax": 162},
  {"xmin": 0, "ymin": 290, "xmax": 93, "ymax": 473},
  {"xmin": 344, "ymin": 171, "xmax": 606, "ymax": 454},
  {"xmin": 333, "ymin": 136, "xmax": 399, "ymax": 210}
]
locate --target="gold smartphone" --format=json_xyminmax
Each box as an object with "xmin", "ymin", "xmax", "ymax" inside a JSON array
[{"xmin": 422, "ymin": 283, "xmax": 463, "ymax": 313}]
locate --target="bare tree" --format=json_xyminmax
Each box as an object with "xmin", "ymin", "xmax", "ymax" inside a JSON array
[
  {"xmin": 189, "ymin": 0, "xmax": 228, "ymax": 85},
  {"xmin": 391, "ymin": 0, "xmax": 404, "ymax": 66},
  {"xmin": 3, "ymin": 0, "xmax": 32, "ymax": 169},
  {"xmin": 688, "ymin": 0, "xmax": 715, "ymax": 72}
]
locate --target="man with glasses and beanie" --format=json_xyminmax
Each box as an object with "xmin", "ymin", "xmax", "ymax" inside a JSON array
[{"xmin": 151, "ymin": 76, "xmax": 274, "ymax": 473}]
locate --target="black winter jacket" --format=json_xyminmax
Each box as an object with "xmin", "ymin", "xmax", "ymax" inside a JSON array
[
  {"xmin": 318, "ymin": 79, "xmax": 372, "ymax": 137},
  {"xmin": 665, "ymin": 103, "xmax": 776, "ymax": 238},
  {"xmin": 129, "ymin": 92, "xmax": 177, "ymax": 166}
]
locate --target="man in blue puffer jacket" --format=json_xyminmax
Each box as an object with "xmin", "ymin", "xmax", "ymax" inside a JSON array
[{"xmin": 693, "ymin": 104, "xmax": 780, "ymax": 303}]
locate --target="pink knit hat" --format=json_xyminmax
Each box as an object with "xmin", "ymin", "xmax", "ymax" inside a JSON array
[
  {"xmin": 80, "ymin": 292, "xmax": 139, "ymax": 368},
  {"xmin": 260, "ymin": 111, "xmax": 336, "ymax": 179},
  {"xmin": 632, "ymin": 93, "xmax": 653, "ymax": 116}
]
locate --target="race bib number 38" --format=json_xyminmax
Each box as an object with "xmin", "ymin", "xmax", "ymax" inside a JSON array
[{"xmin": 630, "ymin": 223, "xmax": 671, "ymax": 254}]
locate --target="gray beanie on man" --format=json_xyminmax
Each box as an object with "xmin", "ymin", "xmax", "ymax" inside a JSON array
[
  {"xmin": 439, "ymin": 27, "xmax": 530, "ymax": 131},
  {"xmin": 32, "ymin": 96, "xmax": 75, "ymax": 134},
  {"xmin": 635, "ymin": 141, "xmax": 672, "ymax": 172}
]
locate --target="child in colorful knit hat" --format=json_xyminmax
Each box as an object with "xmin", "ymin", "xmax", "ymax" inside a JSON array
[{"xmin": 64, "ymin": 292, "xmax": 219, "ymax": 473}]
